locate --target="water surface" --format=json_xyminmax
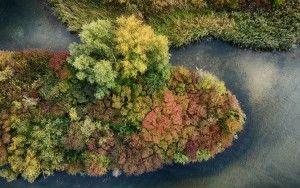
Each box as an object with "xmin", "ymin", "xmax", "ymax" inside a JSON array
[
  {"xmin": 0, "ymin": 0, "xmax": 299, "ymax": 188},
  {"xmin": 0, "ymin": 0, "xmax": 78, "ymax": 50}
]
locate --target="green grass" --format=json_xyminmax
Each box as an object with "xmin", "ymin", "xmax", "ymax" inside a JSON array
[
  {"xmin": 223, "ymin": 7, "xmax": 300, "ymax": 50},
  {"xmin": 148, "ymin": 8, "xmax": 235, "ymax": 47},
  {"xmin": 49, "ymin": 0, "xmax": 124, "ymax": 31},
  {"xmin": 49, "ymin": 0, "xmax": 300, "ymax": 50}
]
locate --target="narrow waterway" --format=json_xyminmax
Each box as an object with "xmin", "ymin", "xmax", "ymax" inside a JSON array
[
  {"xmin": 0, "ymin": 0, "xmax": 78, "ymax": 50},
  {"xmin": 0, "ymin": 0, "xmax": 299, "ymax": 188}
]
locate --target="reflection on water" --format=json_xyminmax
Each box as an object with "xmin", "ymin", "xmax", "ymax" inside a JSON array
[
  {"xmin": 0, "ymin": 0, "xmax": 300, "ymax": 187},
  {"xmin": 238, "ymin": 57, "xmax": 278, "ymax": 104}
]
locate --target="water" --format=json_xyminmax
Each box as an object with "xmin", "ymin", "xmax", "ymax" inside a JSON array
[
  {"xmin": 0, "ymin": 0, "xmax": 299, "ymax": 187},
  {"xmin": 0, "ymin": 0, "xmax": 78, "ymax": 50}
]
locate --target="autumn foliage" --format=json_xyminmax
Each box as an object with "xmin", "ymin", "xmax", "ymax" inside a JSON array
[{"xmin": 0, "ymin": 16, "xmax": 245, "ymax": 182}]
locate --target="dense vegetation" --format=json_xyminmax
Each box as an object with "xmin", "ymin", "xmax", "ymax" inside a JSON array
[
  {"xmin": 49, "ymin": 0, "xmax": 300, "ymax": 50},
  {"xmin": 0, "ymin": 16, "xmax": 245, "ymax": 182},
  {"xmin": 101, "ymin": 0, "xmax": 287, "ymax": 11}
]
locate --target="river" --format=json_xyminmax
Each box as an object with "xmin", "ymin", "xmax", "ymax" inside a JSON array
[{"xmin": 0, "ymin": 0, "xmax": 299, "ymax": 187}]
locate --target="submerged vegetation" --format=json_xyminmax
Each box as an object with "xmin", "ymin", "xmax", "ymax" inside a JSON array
[
  {"xmin": 49, "ymin": 0, "xmax": 300, "ymax": 50},
  {"xmin": 0, "ymin": 16, "xmax": 245, "ymax": 182}
]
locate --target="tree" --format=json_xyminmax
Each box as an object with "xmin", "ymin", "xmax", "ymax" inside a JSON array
[{"xmin": 68, "ymin": 15, "xmax": 170, "ymax": 99}]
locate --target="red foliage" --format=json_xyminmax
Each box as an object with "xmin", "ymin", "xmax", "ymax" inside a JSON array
[
  {"xmin": 0, "ymin": 144, "xmax": 8, "ymax": 165},
  {"xmin": 221, "ymin": 92, "xmax": 242, "ymax": 113},
  {"xmin": 142, "ymin": 90, "xmax": 184, "ymax": 144},
  {"xmin": 40, "ymin": 102, "xmax": 51, "ymax": 113},
  {"xmin": 49, "ymin": 51, "xmax": 70, "ymax": 79},
  {"xmin": 49, "ymin": 51, "xmax": 69, "ymax": 71},
  {"xmin": 0, "ymin": 48, "xmax": 246, "ymax": 178},
  {"xmin": 86, "ymin": 163, "xmax": 106, "ymax": 176},
  {"xmin": 184, "ymin": 92, "xmax": 208, "ymax": 125},
  {"xmin": 198, "ymin": 124, "xmax": 222, "ymax": 155},
  {"xmin": 184, "ymin": 140, "xmax": 199, "ymax": 159},
  {"xmin": 118, "ymin": 135, "xmax": 163, "ymax": 175}
]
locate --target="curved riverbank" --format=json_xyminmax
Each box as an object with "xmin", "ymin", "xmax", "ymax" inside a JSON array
[{"xmin": 0, "ymin": 0, "xmax": 299, "ymax": 188}]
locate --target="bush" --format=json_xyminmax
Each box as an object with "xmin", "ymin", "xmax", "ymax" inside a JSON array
[
  {"xmin": 174, "ymin": 153, "xmax": 190, "ymax": 164},
  {"xmin": 83, "ymin": 152, "xmax": 110, "ymax": 176}
]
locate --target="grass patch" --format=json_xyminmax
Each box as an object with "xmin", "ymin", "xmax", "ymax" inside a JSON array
[
  {"xmin": 224, "ymin": 7, "xmax": 300, "ymax": 50},
  {"xmin": 49, "ymin": 0, "xmax": 300, "ymax": 50},
  {"xmin": 148, "ymin": 8, "xmax": 235, "ymax": 47},
  {"xmin": 49, "ymin": 0, "xmax": 124, "ymax": 31}
]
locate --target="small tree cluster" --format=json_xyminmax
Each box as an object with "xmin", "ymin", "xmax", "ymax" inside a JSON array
[
  {"xmin": 69, "ymin": 15, "xmax": 170, "ymax": 99},
  {"xmin": 117, "ymin": 134, "xmax": 164, "ymax": 175}
]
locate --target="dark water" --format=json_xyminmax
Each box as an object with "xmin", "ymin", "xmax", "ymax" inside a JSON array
[
  {"xmin": 0, "ymin": 0, "xmax": 300, "ymax": 188},
  {"xmin": 0, "ymin": 0, "xmax": 78, "ymax": 50}
]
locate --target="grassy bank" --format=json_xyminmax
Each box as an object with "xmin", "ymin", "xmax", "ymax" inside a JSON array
[{"xmin": 49, "ymin": 0, "xmax": 300, "ymax": 50}]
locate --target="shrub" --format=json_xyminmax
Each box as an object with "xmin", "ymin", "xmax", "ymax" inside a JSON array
[
  {"xmin": 196, "ymin": 149, "xmax": 211, "ymax": 161},
  {"xmin": 83, "ymin": 151, "xmax": 110, "ymax": 176},
  {"xmin": 0, "ymin": 169, "xmax": 18, "ymax": 182},
  {"xmin": 174, "ymin": 153, "xmax": 190, "ymax": 164},
  {"xmin": 0, "ymin": 66, "xmax": 13, "ymax": 82},
  {"xmin": 63, "ymin": 124, "xmax": 86, "ymax": 151},
  {"xmin": 197, "ymin": 70, "xmax": 226, "ymax": 95}
]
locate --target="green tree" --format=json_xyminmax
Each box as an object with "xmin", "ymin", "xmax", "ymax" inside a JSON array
[{"xmin": 68, "ymin": 15, "xmax": 170, "ymax": 99}]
